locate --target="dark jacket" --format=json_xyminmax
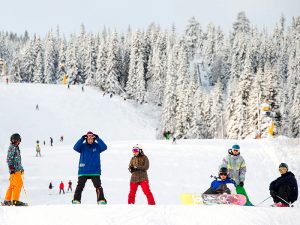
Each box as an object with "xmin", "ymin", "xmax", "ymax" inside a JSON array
[
  {"xmin": 73, "ymin": 136, "xmax": 107, "ymax": 176},
  {"xmin": 269, "ymin": 171, "xmax": 298, "ymax": 203},
  {"xmin": 128, "ymin": 154, "xmax": 149, "ymax": 183}
]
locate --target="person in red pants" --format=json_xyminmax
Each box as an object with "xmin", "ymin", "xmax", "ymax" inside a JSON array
[{"xmin": 128, "ymin": 144, "xmax": 156, "ymax": 205}]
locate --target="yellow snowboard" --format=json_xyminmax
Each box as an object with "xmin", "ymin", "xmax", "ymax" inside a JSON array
[{"xmin": 180, "ymin": 193, "xmax": 203, "ymax": 205}]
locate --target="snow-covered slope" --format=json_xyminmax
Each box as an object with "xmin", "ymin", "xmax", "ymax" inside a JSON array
[
  {"xmin": 0, "ymin": 83, "xmax": 159, "ymax": 148},
  {"xmin": 0, "ymin": 83, "xmax": 300, "ymax": 225}
]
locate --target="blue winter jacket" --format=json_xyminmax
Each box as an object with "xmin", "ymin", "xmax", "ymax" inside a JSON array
[
  {"xmin": 211, "ymin": 178, "xmax": 236, "ymax": 191},
  {"xmin": 73, "ymin": 136, "xmax": 107, "ymax": 176}
]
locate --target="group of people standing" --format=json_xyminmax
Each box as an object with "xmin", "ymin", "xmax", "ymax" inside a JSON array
[{"xmin": 1, "ymin": 132, "xmax": 298, "ymax": 207}]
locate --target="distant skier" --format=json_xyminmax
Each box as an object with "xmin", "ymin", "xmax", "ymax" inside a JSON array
[
  {"xmin": 172, "ymin": 135, "xmax": 177, "ymax": 144},
  {"xmin": 49, "ymin": 181, "xmax": 53, "ymax": 195},
  {"xmin": 36, "ymin": 104, "xmax": 39, "ymax": 110},
  {"xmin": 72, "ymin": 131, "xmax": 108, "ymax": 204},
  {"xmin": 221, "ymin": 144, "xmax": 253, "ymax": 206},
  {"xmin": 36, "ymin": 142, "xmax": 41, "ymax": 157},
  {"xmin": 43, "ymin": 140, "xmax": 46, "ymax": 146},
  {"xmin": 6, "ymin": 77, "xmax": 8, "ymax": 84},
  {"xmin": 59, "ymin": 181, "xmax": 65, "ymax": 194},
  {"xmin": 203, "ymin": 167, "xmax": 236, "ymax": 195},
  {"xmin": 50, "ymin": 137, "xmax": 53, "ymax": 146},
  {"xmin": 269, "ymin": 163, "xmax": 298, "ymax": 207},
  {"xmin": 3, "ymin": 133, "xmax": 27, "ymax": 206},
  {"xmin": 82, "ymin": 85, "xmax": 84, "ymax": 92},
  {"xmin": 128, "ymin": 144, "xmax": 156, "ymax": 205},
  {"xmin": 60, "ymin": 135, "xmax": 64, "ymax": 142},
  {"xmin": 68, "ymin": 180, "xmax": 72, "ymax": 192}
]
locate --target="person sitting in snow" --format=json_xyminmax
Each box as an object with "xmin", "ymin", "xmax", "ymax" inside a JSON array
[
  {"xmin": 128, "ymin": 144, "xmax": 156, "ymax": 205},
  {"xmin": 269, "ymin": 163, "xmax": 298, "ymax": 207},
  {"xmin": 203, "ymin": 167, "xmax": 236, "ymax": 195}
]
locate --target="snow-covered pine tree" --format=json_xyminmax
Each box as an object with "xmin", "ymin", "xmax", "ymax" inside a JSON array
[
  {"xmin": 84, "ymin": 34, "xmax": 98, "ymax": 86},
  {"xmin": 145, "ymin": 31, "xmax": 167, "ymax": 105},
  {"xmin": 126, "ymin": 30, "xmax": 146, "ymax": 103},
  {"xmin": 161, "ymin": 39, "xmax": 180, "ymax": 136},
  {"xmin": 185, "ymin": 17, "xmax": 202, "ymax": 61},
  {"xmin": 65, "ymin": 35, "xmax": 80, "ymax": 84},
  {"xmin": 95, "ymin": 38, "xmax": 108, "ymax": 90},
  {"xmin": 105, "ymin": 32, "xmax": 122, "ymax": 94},
  {"xmin": 33, "ymin": 37, "xmax": 44, "ymax": 83},
  {"xmin": 174, "ymin": 39, "xmax": 193, "ymax": 137},
  {"xmin": 20, "ymin": 40, "xmax": 35, "ymax": 82},
  {"xmin": 44, "ymin": 31, "xmax": 57, "ymax": 83}
]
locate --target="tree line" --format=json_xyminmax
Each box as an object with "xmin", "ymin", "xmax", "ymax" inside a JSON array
[{"xmin": 1, "ymin": 12, "xmax": 300, "ymax": 139}]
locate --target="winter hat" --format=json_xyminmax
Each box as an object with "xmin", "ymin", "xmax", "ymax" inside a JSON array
[
  {"xmin": 86, "ymin": 131, "xmax": 94, "ymax": 136},
  {"xmin": 232, "ymin": 144, "xmax": 240, "ymax": 150},
  {"xmin": 279, "ymin": 163, "xmax": 288, "ymax": 170},
  {"xmin": 219, "ymin": 167, "xmax": 228, "ymax": 174}
]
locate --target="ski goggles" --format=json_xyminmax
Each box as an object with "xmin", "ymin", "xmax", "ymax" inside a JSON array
[
  {"xmin": 132, "ymin": 148, "xmax": 139, "ymax": 153},
  {"xmin": 219, "ymin": 173, "xmax": 227, "ymax": 176}
]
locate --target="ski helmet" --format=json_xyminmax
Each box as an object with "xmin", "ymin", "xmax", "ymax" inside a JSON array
[
  {"xmin": 10, "ymin": 133, "xmax": 21, "ymax": 144},
  {"xmin": 279, "ymin": 163, "xmax": 288, "ymax": 170},
  {"xmin": 219, "ymin": 167, "xmax": 228, "ymax": 174},
  {"xmin": 132, "ymin": 144, "xmax": 144, "ymax": 155}
]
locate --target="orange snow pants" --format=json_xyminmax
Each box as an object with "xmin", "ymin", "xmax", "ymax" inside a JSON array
[{"xmin": 5, "ymin": 171, "xmax": 23, "ymax": 201}]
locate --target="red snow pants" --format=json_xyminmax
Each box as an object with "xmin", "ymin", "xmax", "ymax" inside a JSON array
[{"xmin": 128, "ymin": 180, "xmax": 156, "ymax": 205}]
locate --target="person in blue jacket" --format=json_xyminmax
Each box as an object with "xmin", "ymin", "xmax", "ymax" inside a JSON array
[
  {"xmin": 203, "ymin": 167, "xmax": 236, "ymax": 195},
  {"xmin": 72, "ymin": 131, "xmax": 108, "ymax": 204}
]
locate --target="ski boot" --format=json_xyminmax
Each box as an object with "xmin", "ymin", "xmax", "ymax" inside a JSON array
[
  {"xmin": 2, "ymin": 200, "xmax": 12, "ymax": 206},
  {"xmin": 12, "ymin": 200, "xmax": 28, "ymax": 206},
  {"xmin": 72, "ymin": 200, "xmax": 81, "ymax": 204},
  {"xmin": 97, "ymin": 200, "xmax": 107, "ymax": 205}
]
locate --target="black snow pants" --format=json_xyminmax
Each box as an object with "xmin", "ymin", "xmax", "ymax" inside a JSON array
[
  {"xmin": 73, "ymin": 176, "xmax": 106, "ymax": 203},
  {"xmin": 272, "ymin": 184, "xmax": 292, "ymax": 204}
]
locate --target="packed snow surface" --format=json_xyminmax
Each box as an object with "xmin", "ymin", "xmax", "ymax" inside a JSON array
[{"xmin": 0, "ymin": 83, "xmax": 300, "ymax": 225}]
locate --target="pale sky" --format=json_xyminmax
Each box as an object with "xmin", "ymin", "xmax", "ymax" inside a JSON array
[{"xmin": 0, "ymin": 0, "xmax": 299, "ymax": 36}]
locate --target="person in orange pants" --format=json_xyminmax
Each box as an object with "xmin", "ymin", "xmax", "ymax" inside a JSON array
[
  {"xmin": 128, "ymin": 144, "xmax": 156, "ymax": 205},
  {"xmin": 3, "ymin": 133, "xmax": 27, "ymax": 206}
]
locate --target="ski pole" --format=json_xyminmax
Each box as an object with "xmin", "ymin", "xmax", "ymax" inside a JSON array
[
  {"xmin": 21, "ymin": 174, "xmax": 30, "ymax": 205},
  {"xmin": 276, "ymin": 195, "xmax": 293, "ymax": 207},
  {"xmin": 255, "ymin": 196, "xmax": 271, "ymax": 206}
]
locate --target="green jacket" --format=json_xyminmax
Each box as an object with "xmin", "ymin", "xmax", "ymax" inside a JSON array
[{"xmin": 7, "ymin": 144, "xmax": 23, "ymax": 172}]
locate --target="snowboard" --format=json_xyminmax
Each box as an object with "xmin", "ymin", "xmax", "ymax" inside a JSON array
[{"xmin": 180, "ymin": 193, "xmax": 246, "ymax": 206}]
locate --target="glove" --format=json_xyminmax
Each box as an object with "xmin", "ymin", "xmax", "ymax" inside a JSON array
[
  {"xmin": 94, "ymin": 134, "xmax": 99, "ymax": 139},
  {"xmin": 82, "ymin": 135, "xmax": 87, "ymax": 139},
  {"xmin": 9, "ymin": 166, "xmax": 15, "ymax": 174},
  {"xmin": 128, "ymin": 167, "xmax": 136, "ymax": 173},
  {"xmin": 270, "ymin": 190, "xmax": 277, "ymax": 198},
  {"xmin": 239, "ymin": 181, "xmax": 244, "ymax": 187},
  {"xmin": 21, "ymin": 169, "xmax": 24, "ymax": 174}
]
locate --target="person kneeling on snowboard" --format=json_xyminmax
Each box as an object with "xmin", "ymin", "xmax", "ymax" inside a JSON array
[
  {"xmin": 203, "ymin": 167, "xmax": 236, "ymax": 195},
  {"xmin": 128, "ymin": 144, "xmax": 156, "ymax": 205},
  {"xmin": 269, "ymin": 163, "xmax": 298, "ymax": 207}
]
